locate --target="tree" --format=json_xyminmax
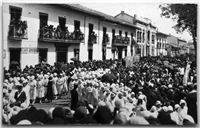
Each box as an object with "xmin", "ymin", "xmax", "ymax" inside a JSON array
[{"xmin": 159, "ymin": 4, "xmax": 197, "ymax": 57}]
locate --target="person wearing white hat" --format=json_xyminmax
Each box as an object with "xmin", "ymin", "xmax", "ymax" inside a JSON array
[
  {"xmin": 36, "ymin": 75, "xmax": 45, "ymax": 103},
  {"xmin": 178, "ymin": 99, "xmax": 188, "ymax": 124},
  {"xmin": 43, "ymin": 74, "xmax": 49, "ymax": 97},
  {"xmin": 52, "ymin": 73, "xmax": 58, "ymax": 100},
  {"xmin": 91, "ymin": 82, "xmax": 99, "ymax": 107},
  {"xmin": 155, "ymin": 100, "xmax": 162, "ymax": 112},
  {"xmin": 56, "ymin": 73, "xmax": 65, "ymax": 99},
  {"xmin": 22, "ymin": 80, "xmax": 30, "ymax": 108},
  {"xmin": 62, "ymin": 72, "xmax": 68, "ymax": 96},
  {"xmin": 28, "ymin": 75, "xmax": 37, "ymax": 105}
]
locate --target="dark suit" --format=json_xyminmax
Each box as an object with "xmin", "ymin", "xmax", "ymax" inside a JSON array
[
  {"xmin": 186, "ymin": 91, "xmax": 197, "ymax": 124},
  {"xmin": 14, "ymin": 91, "xmax": 27, "ymax": 106}
]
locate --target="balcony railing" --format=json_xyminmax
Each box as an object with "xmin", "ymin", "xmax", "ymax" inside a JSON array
[
  {"xmin": 88, "ymin": 33, "xmax": 97, "ymax": 45},
  {"xmin": 131, "ymin": 38, "xmax": 137, "ymax": 46},
  {"xmin": 112, "ymin": 35, "xmax": 130, "ymax": 46},
  {"xmin": 102, "ymin": 34, "xmax": 110, "ymax": 45},
  {"xmin": 38, "ymin": 25, "xmax": 84, "ymax": 43},
  {"xmin": 8, "ymin": 20, "xmax": 28, "ymax": 40}
]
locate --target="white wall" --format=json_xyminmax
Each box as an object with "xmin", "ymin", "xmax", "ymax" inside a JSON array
[{"xmin": 3, "ymin": 3, "xmax": 138, "ymax": 69}]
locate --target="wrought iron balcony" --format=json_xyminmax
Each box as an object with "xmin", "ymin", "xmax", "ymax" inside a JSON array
[
  {"xmin": 112, "ymin": 35, "xmax": 130, "ymax": 46},
  {"xmin": 102, "ymin": 34, "xmax": 110, "ymax": 45},
  {"xmin": 8, "ymin": 20, "xmax": 28, "ymax": 40},
  {"xmin": 88, "ymin": 32, "xmax": 97, "ymax": 45},
  {"xmin": 131, "ymin": 38, "xmax": 137, "ymax": 46},
  {"xmin": 38, "ymin": 25, "xmax": 84, "ymax": 43}
]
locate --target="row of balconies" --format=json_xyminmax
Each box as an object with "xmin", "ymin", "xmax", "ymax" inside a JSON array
[{"xmin": 8, "ymin": 20, "xmax": 136, "ymax": 46}]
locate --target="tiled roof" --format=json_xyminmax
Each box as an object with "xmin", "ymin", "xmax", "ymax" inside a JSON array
[
  {"xmin": 58, "ymin": 4, "xmax": 139, "ymax": 29},
  {"xmin": 157, "ymin": 31, "xmax": 168, "ymax": 36}
]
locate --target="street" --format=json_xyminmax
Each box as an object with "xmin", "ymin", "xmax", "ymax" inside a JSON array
[{"xmin": 34, "ymin": 95, "xmax": 71, "ymax": 112}]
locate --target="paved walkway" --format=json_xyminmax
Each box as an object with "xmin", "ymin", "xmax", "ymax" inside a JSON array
[{"xmin": 33, "ymin": 95, "xmax": 71, "ymax": 112}]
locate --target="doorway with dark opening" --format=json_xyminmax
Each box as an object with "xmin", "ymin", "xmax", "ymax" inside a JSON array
[
  {"xmin": 57, "ymin": 51, "xmax": 67, "ymax": 63},
  {"xmin": 88, "ymin": 49, "xmax": 93, "ymax": 61},
  {"xmin": 10, "ymin": 48, "xmax": 21, "ymax": 68},
  {"xmin": 38, "ymin": 48, "xmax": 47, "ymax": 63}
]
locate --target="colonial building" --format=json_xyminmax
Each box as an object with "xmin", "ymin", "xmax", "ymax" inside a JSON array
[
  {"xmin": 3, "ymin": 4, "xmax": 139, "ymax": 69},
  {"xmin": 166, "ymin": 34, "xmax": 180, "ymax": 56},
  {"xmin": 115, "ymin": 12, "xmax": 157, "ymax": 57},
  {"xmin": 156, "ymin": 31, "xmax": 168, "ymax": 56},
  {"xmin": 178, "ymin": 38, "xmax": 187, "ymax": 55}
]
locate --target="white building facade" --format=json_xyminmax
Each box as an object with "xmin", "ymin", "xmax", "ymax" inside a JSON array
[
  {"xmin": 3, "ymin": 4, "xmax": 138, "ymax": 69},
  {"xmin": 156, "ymin": 32, "xmax": 168, "ymax": 56},
  {"xmin": 115, "ymin": 12, "xmax": 157, "ymax": 57}
]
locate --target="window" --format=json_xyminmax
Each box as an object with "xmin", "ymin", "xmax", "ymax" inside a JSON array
[
  {"xmin": 89, "ymin": 23, "xmax": 94, "ymax": 35},
  {"xmin": 10, "ymin": 6, "xmax": 22, "ymax": 23},
  {"xmin": 74, "ymin": 49, "xmax": 79, "ymax": 60},
  {"xmin": 103, "ymin": 27, "xmax": 107, "ymax": 36},
  {"xmin": 74, "ymin": 20, "xmax": 80, "ymax": 31},
  {"xmin": 119, "ymin": 30, "xmax": 122, "ymax": 36},
  {"xmin": 59, "ymin": 17, "xmax": 66, "ymax": 31},
  {"xmin": 112, "ymin": 29, "xmax": 115, "ymax": 37},
  {"xmin": 131, "ymin": 33, "xmax": 133, "ymax": 38},
  {"xmin": 39, "ymin": 12, "xmax": 48, "ymax": 29},
  {"xmin": 143, "ymin": 32, "xmax": 145, "ymax": 42},
  {"xmin": 125, "ymin": 32, "xmax": 128, "ymax": 37}
]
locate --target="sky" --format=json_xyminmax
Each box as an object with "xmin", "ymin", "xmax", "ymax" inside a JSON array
[{"xmin": 80, "ymin": 3, "xmax": 193, "ymax": 42}]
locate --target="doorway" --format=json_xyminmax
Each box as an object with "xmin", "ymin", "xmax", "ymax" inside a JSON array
[
  {"xmin": 10, "ymin": 48, "xmax": 21, "ymax": 67},
  {"xmin": 57, "ymin": 51, "xmax": 67, "ymax": 63},
  {"xmin": 88, "ymin": 49, "xmax": 93, "ymax": 61},
  {"xmin": 118, "ymin": 48, "xmax": 122, "ymax": 60},
  {"xmin": 38, "ymin": 48, "xmax": 47, "ymax": 63}
]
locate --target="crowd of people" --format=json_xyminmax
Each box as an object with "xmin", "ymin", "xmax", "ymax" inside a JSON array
[{"xmin": 2, "ymin": 54, "xmax": 197, "ymax": 125}]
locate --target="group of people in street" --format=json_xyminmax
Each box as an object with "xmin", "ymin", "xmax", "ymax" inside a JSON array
[{"xmin": 2, "ymin": 54, "xmax": 197, "ymax": 125}]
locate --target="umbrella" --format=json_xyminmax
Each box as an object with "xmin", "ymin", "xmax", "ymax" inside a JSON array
[
  {"xmin": 70, "ymin": 57, "xmax": 80, "ymax": 62},
  {"xmin": 60, "ymin": 64, "xmax": 72, "ymax": 71},
  {"xmin": 156, "ymin": 60, "xmax": 162, "ymax": 64},
  {"xmin": 11, "ymin": 61, "xmax": 19, "ymax": 65},
  {"xmin": 101, "ymin": 73, "xmax": 116, "ymax": 83},
  {"xmin": 163, "ymin": 60, "xmax": 169, "ymax": 64}
]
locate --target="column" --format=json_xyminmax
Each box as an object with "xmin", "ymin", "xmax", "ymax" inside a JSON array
[
  {"xmin": 144, "ymin": 29, "xmax": 147, "ymax": 56},
  {"xmin": 135, "ymin": 29, "xmax": 138, "ymax": 56},
  {"xmin": 127, "ymin": 35, "xmax": 131, "ymax": 56},
  {"xmin": 149, "ymin": 31, "xmax": 152, "ymax": 56}
]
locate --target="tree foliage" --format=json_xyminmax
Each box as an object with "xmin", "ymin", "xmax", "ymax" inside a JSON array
[{"xmin": 159, "ymin": 4, "xmax": 197, "ymax": 55}]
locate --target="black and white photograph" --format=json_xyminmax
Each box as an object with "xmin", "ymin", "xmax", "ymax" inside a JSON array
[{"xmin": 2, "ymin": 1, "xmax": 198, "ymax": 125}]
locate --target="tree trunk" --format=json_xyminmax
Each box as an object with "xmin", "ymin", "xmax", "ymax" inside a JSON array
[{"xmin": 192, "ymin": 31, "xmax": 197, "ymax": 58}]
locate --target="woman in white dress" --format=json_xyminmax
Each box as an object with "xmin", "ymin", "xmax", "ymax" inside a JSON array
[
  {"xmin": 28, "ymin": 76, "xmax": 37, "ymax": 105},
  {"xmin": 52, "ymin": 73, "xmax": 58, "ymax": 100},
  {"xmin": 22, "ymin": 80, "xmax": 30, "ymax": 108},
  {"xmin": 56, "ymin": 73, "xmax": 65, "ymax": 99},
  {"xmin": 36, "ymin": 75, "xmax": 45, "ymax": 103}
]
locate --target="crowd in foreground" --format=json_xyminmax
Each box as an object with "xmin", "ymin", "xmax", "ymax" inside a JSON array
[{"xmin": 2, "ymin": 54, "xmax": 197, "ymax": 125}]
